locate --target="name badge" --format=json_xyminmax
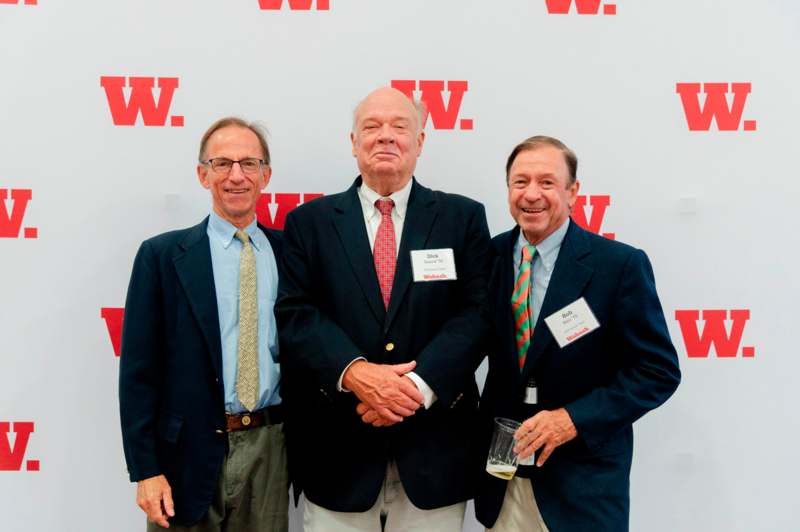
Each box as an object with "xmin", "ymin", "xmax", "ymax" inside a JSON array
[
  {"xmin": 410, "ymin": 249, "xmax": 457, "ymax": 282},
  {"xmin": 543, "ymin": 297, "xmax": 600, "ymax": 348},
  {"xmin": 516, "ymin": 381, "xmax": 537, "ymax": 466},
  {"xmin": 523, "ymin": 378, "xmax": 538, "ymax": 405}
]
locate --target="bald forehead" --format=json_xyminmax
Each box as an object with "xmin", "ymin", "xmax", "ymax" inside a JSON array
[{"xmin": 353, "ymin": 87, "xmax": 421, "ymax": 130}]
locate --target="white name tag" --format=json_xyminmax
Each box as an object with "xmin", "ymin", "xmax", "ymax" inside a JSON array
[
  {"xmin": 523, "ymin": 385, "xmax": 538, "ymax": 405},
  {"xmin": 410, "ymin": 248, "xmax": 457, "ymax": 282},
  {"xmin": 543, "ymin": 297, "xmax": 600, "ymax": 348}
]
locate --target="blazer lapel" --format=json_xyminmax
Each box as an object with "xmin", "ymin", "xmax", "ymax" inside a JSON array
[
  {"xmin": 385, "ymin": 179, "xmax": 438, "ymax": 329},
  {"xmin": 521, "ymin": 221, "xmax": 594, "ymax": 380},
  {"xmin": 332, "ymin": 178, "xmax": 386, "ymax": 325},
  {"xmin": 173, "ymin": 218, "xmax": 224, "ymax": 391},
  {"xmin": 491, "ymin": 227, "xmax": 525, "ymax": 384},
  {"xmin": 259, "ymin": 223, "xmax": 282, "ymax": 263}
]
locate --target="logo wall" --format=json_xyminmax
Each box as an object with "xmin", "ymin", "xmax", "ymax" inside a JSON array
[
  {"xmin": 545, "ymin": 0, "xmax": 616, "ymax": 15},
  {"xmin": 572, "ymin": 195, "xmax": 614, "ymax": 239},
  {"xmin": 256, "ymin": 192, "xmax": 323, "ymax": 230},
  {"xmin": 101, "ymin": 307, "xmax": 125, "ymax": 357},
  {"xmin": 391, "ymin": 80, "xmax": 474, "ymax": 130},
  {"xmin": 1, "ymin": 422, "xmax": 39, "ymax": 472},
  {"xmin": 676, "ymin": 83, "xmax": 757, "ymax": 131},
  {"xmin": 1, "ymin": 188, "xmax": 37, "ymax": 239},
  {"xmin": 100, "ymin": 76, "xmax": 184, "ymax": 127},
  {"xmin": 258, "ymin": 0, "xmax": 329, "ymax": 9},
  {"xmin": 675, "ymin": 309, "xmax": 755, "ymax": 358}
]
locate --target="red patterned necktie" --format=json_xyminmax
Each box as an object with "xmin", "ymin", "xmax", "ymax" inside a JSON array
[
  {"xmin": 511, "ymin": 244, "xmax": 537, "ymax": 371},
  {"xmin": 373, "ymin": 199, "xmax": 397, "ymax": 309}
]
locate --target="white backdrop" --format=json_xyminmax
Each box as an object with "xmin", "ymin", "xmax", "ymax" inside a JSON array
[{"xmin": 1, "ymin": 1, "xmax": 798, "ymax": 531}]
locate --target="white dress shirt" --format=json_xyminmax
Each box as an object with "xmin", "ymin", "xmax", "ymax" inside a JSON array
[
  {"xmin": 357, "ymin": 178, "xmax": 410, "ymax": 253},
  {"xmin": 337, "ymin": 179, "xmax": 438, "ymax": 409}
]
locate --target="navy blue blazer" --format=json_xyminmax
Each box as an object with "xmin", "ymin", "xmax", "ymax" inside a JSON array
[
  {"xmin": 276, "ymin": 178, "xmax": 492, "ymax": 512},
  {"xmin": 475, "ymin": 221, "xmax": 680, "ymax": 531},
  {"xmin": 118, "ymin": 217, "xmax": 282, "ymax": 526}
]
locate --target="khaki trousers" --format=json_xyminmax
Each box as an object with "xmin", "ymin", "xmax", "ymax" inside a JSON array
[
  {"xmin": 304, "ymin": 462, "xmax": 466, "ymax": 531},
  {"xmin": 488, "ymin": 477, "xmax": 549, "ymax": 532},
  {"xmin": 147, "ymin": 422, "xmax": 289, "ymax": 532}
]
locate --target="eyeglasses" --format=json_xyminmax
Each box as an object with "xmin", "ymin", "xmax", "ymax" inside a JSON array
[{"xmin": 203, "ymin": 157, "xmax": 265, "ymax": 175}]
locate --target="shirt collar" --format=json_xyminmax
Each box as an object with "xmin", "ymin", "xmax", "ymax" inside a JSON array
[
  {"xmin": 358, "ymin": 177, "xmax": 413, "ymax": 220},
  {"xmin": 207, "ymin": 211, "xmax": 263, "ymax": 252},
  {"xmin": 514, "ymin": 218, "xmax": 570, "ymax": 273}
]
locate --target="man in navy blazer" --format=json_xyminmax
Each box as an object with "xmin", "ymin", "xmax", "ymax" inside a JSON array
[
  {"xmin": 119, "ymin": 117, "xmax": 288, "ymax": 530},
  {"xmin": 276, "ymin": 87, "xmax": 492, "ymax": 530},
  {"xmin": 476, "ymin": 136, "xmax": 681, "ymax": 531}
]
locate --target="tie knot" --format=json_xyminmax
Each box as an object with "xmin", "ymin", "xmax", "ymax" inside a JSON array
[
  {"xmin": 522, "ymin": 243, "xmax": 536, "ymax": 262},
  {"xmin": 235, "ymin": 230, "xmax": 251, "ymax": 245},
  {"xmin": 375, "ymin": 198, "xmax": 395, "ymax": 216}
]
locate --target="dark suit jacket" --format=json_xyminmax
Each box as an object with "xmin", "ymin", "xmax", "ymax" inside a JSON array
[
  {"xmin": 118, "ymin": 217, "xmax": 282, "ymax": 526},
  {"xmin": 476, "ymin": 221, "xmax": 680, "ymax": 532},
  {"xmin": 275, "ymin": 177, "xmax": 492, "ymax": 512}
]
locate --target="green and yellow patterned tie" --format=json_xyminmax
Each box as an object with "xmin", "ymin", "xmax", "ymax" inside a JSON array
[
  {"xmin": 235, "ymin": 230, "xmax": 258, "ymax": 412},
  {"xmin": 511, "ymin": 244, "xmax": 536, "ymax": 371}
]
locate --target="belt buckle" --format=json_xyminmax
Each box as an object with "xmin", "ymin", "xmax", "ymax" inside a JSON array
[{"xmin": 241, "ymin": 414, "xmax": 251, "ymax": 427}]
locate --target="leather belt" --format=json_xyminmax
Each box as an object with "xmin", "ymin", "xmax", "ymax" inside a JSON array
[{"xmin": 225, "ymin": 405, "xmax": 283, "ymax": 432}]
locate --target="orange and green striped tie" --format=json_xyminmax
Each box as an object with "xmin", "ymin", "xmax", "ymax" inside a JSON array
[{"xmin": 511, "ymin": 244, "xmax": 536, "ymax": 371}]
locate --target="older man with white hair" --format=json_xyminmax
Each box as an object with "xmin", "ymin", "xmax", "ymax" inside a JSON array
[{"xmin": 276, "ymin": 87, "xmax": 492, "ymax": 531}]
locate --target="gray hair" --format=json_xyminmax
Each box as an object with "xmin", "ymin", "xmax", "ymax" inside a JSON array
[
  {"xmin": 198, "ymin": 117, "xmax": 271, "ymax": 164},
  {"xmin": 351, "ymin": 95, "xmax": 427, "ymax": 133}
]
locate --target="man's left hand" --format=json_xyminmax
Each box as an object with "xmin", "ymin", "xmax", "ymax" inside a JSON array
[
  {"xmin": 513, "ymin": 407, "xmax": 578, "ymax": 467},
  {"xmin": 356, "ymin": 401, "xmax": 400, "ymax": 427},
  {"xmin": 355, "ymin": 376, "xmax": 420, "ymax": 427}
]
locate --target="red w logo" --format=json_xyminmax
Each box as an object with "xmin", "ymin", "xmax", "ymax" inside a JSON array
[
  {"xmin": 571, "ymin": 195, "xmax": 614, "ymax": 239},
  {"xmin": 0, "ymin": 422, "xmax": 39, "ymax": 471},
  {"xmin": 258, "ymin": 0, "xmax": 329, "ymax": 9},
  {"xmin": 545, "ymin": 0, "xmax": 616, "ymax": 15},
  {"xmin": 391, "ymin": 80, "xmax": 474, "ymax": 130},
  {"xmin": 101, "ymin": 307, "xmax": 125, "ymax": 357},
  {"xmin": 0, "ymin": 188, "xmax": 37, "ymax": 239},
  {"xmin": 256, "ymin": 192, "xmax": 323, "ymax": 230},
  {"xmin": 0, "ymin": 0, "xmax": 37, "ymax": 5},
  {"xmin": 100, "ymin": 76, "xmax": 184, "ymax": 127},
  {"xmin": 674, "ymin": 309, "xmax": 755, "ymax": 358},
  {"xmin": 676, "ymin": 83, "xmax": 757, "ymax": 131}
]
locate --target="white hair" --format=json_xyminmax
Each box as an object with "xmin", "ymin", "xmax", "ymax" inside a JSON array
[{"xmin": 351, "ymin": 92, "xmax": 427, "ymax": 133}]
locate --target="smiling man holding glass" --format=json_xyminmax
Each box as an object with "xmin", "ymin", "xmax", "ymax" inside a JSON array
[{"xmin": 476, "ymin": 136, "xmax": 680, "ymax": 532}]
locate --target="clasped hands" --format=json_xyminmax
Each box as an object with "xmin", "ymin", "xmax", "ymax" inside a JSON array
[{"xmin": 342, "ymin": 360, "xmax": 424, "ymax": 427}]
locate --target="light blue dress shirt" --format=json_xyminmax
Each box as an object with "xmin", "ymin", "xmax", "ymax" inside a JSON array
[
  {"xmin": 513, "ymin": 219, "xmax": 571, "ymax": 330},
  {"xmin": 207, "ymin": 212, "xmax": 281, "ymax": 413}
]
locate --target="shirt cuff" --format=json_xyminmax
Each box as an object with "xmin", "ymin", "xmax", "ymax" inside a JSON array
[
  {"xmin": 405, "ymin": 371, "xmax": 437, "ymax": 409},
  {"xmin": 337, "ymin": 357, "xmax": 367, "ymax": 392}
]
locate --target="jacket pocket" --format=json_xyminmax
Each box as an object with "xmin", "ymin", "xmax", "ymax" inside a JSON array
[{"xmin": 157, "ymin": 413, "xmax": 184, "ymax": 444}]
